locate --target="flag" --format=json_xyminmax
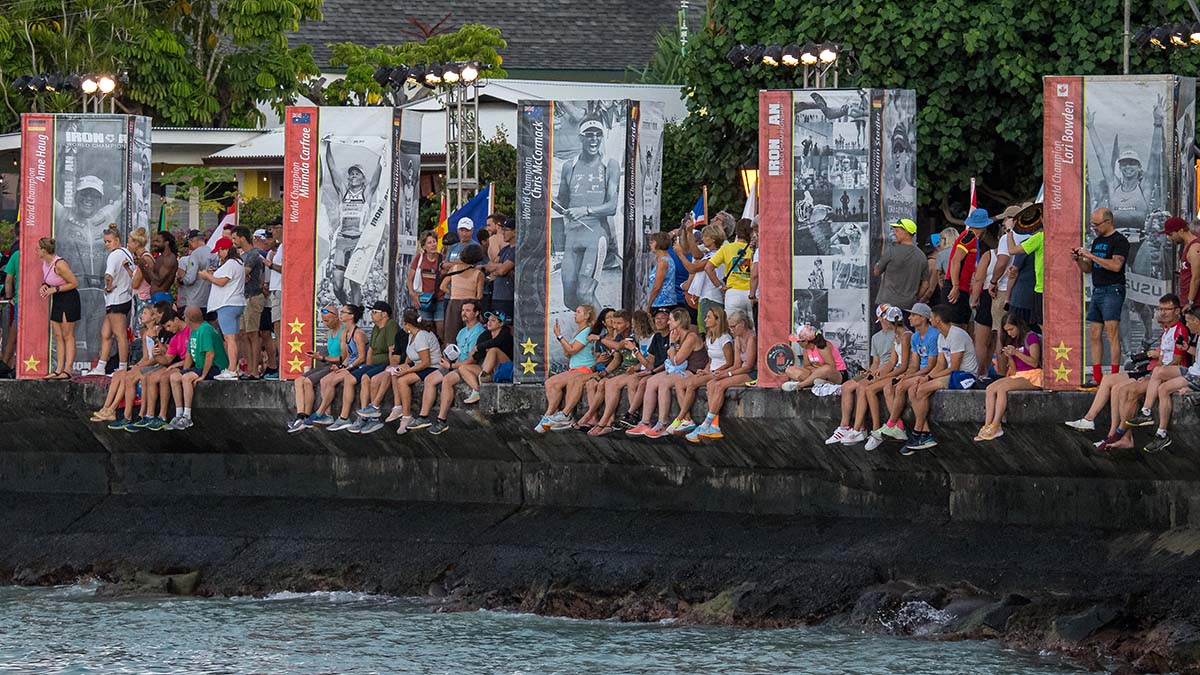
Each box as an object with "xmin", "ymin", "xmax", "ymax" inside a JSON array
[
  {"xmin": 434, "ymin": 193, "xmax": 448, "ymax": 252},
  {"xmin": 156, "ymin": 203, "xmax": 167, "ymax": 233},
  {"xmin": 969, "ymin": 177, "xmax": 977, "ymax": 211},
  {"xmin": 1036, "ymin": 183, "xmax": 1045, "ymax": 204},
  {"xmin": 690, "ymin": 186, "xmax": 707, "ymax": 228},
  {"xmin": 741, "ymin": 179, "xmax": 757, "ymax": 223},
  {"xmin": 445, "ymin": 184, "xmax": 494, "ymax": 246},
  {"xmin": 208, "ymin": 199, "xmax": 238, "ymax": 251}
]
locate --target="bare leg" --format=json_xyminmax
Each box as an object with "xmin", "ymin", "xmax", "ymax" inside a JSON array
[
  {"xmin": 437, "ymin": 371, "xmax": 464, "ymax": 420},
  {"xmin": 419, "ymin": 370, "xmax": 444, "ymax": 417},
  {"xmin": 838, "ymin": 379, "xmax": 860, "ymax": 427},
  {"xmin": 113, "ymin": 313, "xmax": 129, "ymax": 366}
]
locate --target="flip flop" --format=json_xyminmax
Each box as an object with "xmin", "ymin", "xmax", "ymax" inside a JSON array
[
  {"xmin": 53, "ymin": 372, "xmax": 72, "ymax": 380},
  {"xmin": 590, "ymin": 425, "xmax": 615, "ymax": 437}
]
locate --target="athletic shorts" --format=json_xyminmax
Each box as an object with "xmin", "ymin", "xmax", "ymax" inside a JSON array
[
  {"xmin": 942, "ymin": 280, "xmax": 971, "ymax": 325},
  {"xmin": 106, "ymin": 300, "xmax": 132, "ymax": 316},
  {"xmin": 305, "ymin": 363, "xmax": 335, "ymax": 385},
  {"xmin": 215, "ymin": 305, "xmax": 244, "ymax": 335},
  {"xmin": 349, "ymin": 363, "xmax": 386, "ymax": 383},
  {"xmin": 990, "ymin": 287, "xmax": 1010, "ymax": 328},
  {"xmin": 413, "ymin": 367, "xmax": 438, "ymax": 381},
  {"xmin": 181, "ymin": 367, "xmax": 217, "ymax": 381},
  {"xmin": 334, "ymin": 235, "xmax": 359, "ymax": 270},
  {"xmin": 1011, "ymin": 368, "xmax": 1043, "ymax": 387},
  {"xmin": 973, "ymin": 291, "xmax": 993, "ymax": 328},
  {"xmin": 241, "ymin": 294, "xmax": 265, "ymax": 333},
  {"xmin": 50, "ymin": 288, "xmax": 82, "ymax": 323},
  {"xmin": 1086, "ymin": 284, "xmax": 1125, "ymax": 324},
  {"xmin": 1187, "ymin": 373, "xmax": 1200, "ymax": 392},
  {"xmin": 947, "ymin": 370, "xmax": 978, "ymax": 390}
]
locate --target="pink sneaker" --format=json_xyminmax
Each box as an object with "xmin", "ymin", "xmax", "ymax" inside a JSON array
[
  {"xmin": 626, "ymin": 422, "xmax": 652, "ymax": 436},
  {"xmin": 643, "ymin": 423, "xmax": 668, "ymax": 439}
]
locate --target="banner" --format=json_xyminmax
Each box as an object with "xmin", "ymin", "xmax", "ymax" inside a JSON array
[
  {"xmin": 632, "ymin": 101, "xmax": 666, "ymax": 311},
  {"xmin": 514, "ymin": 99, "xmax": 661, "ymax": 382},
  {"xmin": 16, "ymin": 114, "xmax": 151, "ymax": 378},
  {"xmin": 756, "ymin": 89, "xmax": 917, "ymax": 387},
  {"xmin": 1042, "ymin": 75, "xmax": 1196, "ymax": 388},
  {"xmin": 391, "ymin": 109, "xmax": 423, "ymax": 313},
  {"xmin": 281, "ymin": 106, "xmax": 319, "ymax": 380}
]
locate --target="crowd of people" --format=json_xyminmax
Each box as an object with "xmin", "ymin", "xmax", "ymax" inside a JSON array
[{"xmin": 0, "ymin": 194, "xmax": 1198, "ymax": 453}]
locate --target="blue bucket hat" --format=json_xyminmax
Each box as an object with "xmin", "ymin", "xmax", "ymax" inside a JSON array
[{"xmin": 964, "ymin": 208, "xmax": 992, "ymax": 229}]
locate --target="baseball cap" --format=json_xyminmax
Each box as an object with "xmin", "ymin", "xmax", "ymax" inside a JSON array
[
  {"xmin": 1118, "ymin": 149, "xmax": 1141, "ymax": 164},
  {"xmin": 882, "ymin": 306, "xmax": 904, "ymax": 323},
  {"xmin": 1162, "ymin": 216, "xmax": 1189, "ymax": 234},
  {"xmin": 484, "ymin": 310, "xmax": 509, "ymax": 324},
  {"xmin": 890, "ymin": 218, "xmax": 917, "ymax": 234},
  {"xmin": 213, "ymin": 237, "xmax": 235, "ymax": 252},
  {"xmin": 905, "ymin": 303, "xmax": 932, "ymax": 320},
  {"xmin": 187, "ymin": 229, "xmax": 205, "ymax": 241},
  {"xmin": 371, "ymin": 301, "xmax": 393, "ymax": 315},
  {"xmin": 501, "ymin": 220, "xmax": 516, "ymax": 230},
  {"xmin": 789, "ymin": 324, "xmax": 818, "ymax": 342},
  {"xmin": 253, "ymin": 229, "xmax": 268, "ymax": 239},
  {"xmin": 457, "ymin": 217, "xmax": 474, "ymax": 231},
  {"xmin": 579, "ymin": 119, "xmax": 604, "ymax": 134},
  {"xmin": 77, "ymin": 175, "xmax": 104, "ymax": 195}
]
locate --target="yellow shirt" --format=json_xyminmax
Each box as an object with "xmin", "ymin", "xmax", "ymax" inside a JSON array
[{"xmin": 710, "ymin": 241, "xmax": 753, "ymax": 291}]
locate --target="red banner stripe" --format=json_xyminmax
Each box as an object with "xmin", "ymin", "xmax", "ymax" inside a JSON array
[
  {"xmin": 15, "ymin": 114, "xmax": 55, "ymax": 379},
  {"xmin": 281, "ymin": 107, "xmax": 319, "ymax": 380}
]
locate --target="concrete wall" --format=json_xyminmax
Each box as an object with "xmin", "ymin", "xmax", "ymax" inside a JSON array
[{"xmin": 2, "ymin": 380, "xmax": 1196, "ymax": 531}]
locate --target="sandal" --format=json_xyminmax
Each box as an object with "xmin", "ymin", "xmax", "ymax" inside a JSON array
[
  {"xmin": 50, "ymin": 371, "xmax": 71, "ymax": 380},
  {"xmin": 588, "ymin": 424, "xmax": 615, "ymax": 437}
]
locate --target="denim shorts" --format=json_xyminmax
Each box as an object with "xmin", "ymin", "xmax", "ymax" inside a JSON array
[
  {"xmin": 419, "ymin": 299, "xmax": 447, "ymax": 322},
  {"xmin": 1086, "ymin": 284, "xmax": 1125, "ymax": 324},
  {"xmin": 215, "ymin": 305, "xmax": 245, "ymax": 335}
]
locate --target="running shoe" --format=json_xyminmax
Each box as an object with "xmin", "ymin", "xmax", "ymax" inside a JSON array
[
  {"xmin": 146, "ymin": 417, "xmax": 167, "ymax": 432},
  {"xmin": 385, "ymin": 407, "xmax": 405, "ymax": 423},
  {"xmin": 642, "ymin": 423, "xmax": 669, "ymax": 439},
  {"xmin": 429, "ymin": 419, "xmax": 449, "ymax": 435},
  {"xmin": 674, "ymin": 419, "xmax": 697, "ymax": 435},
  {"xmin": 550, "ymin": 418, "xmax": 575, "ymax": 432},
  {"xmin": 347, "ymin": 418, "xmax": 366, "ymax": 433},
  {"xmin": 408, "ymin": 416, "xmax": 433, "ymax": 430},
  {"xmin": 463, "ymin": 390, "xmax": 481, "ymax": 405},
  {"xmin": 170, "ymin": 416, "xmax": 193, "ymax": 430},
  {"xmin": 357, "ymin": 405, "xmax": 381, "ymax": 419},
  {"xmin": 107, "ymin": 418, "xmax": 132, "ymax": 430},
  {"xmin": 864, "ymin": 435, "xmax": 884, "ymax": 451},
  {"xmin": 287, "ymin": 419, "xmax": 307, "ymax": 433},
  {"xmin": 700, "ymin": 424, "xmax": 724, "ymax": 440},
  {"xmin": 825, "ymin": 427, "xmax": 851, "ymax": 445},
  {"xmin": 780, "ymin": 381, "xmax": 800, "ymax": 392},
  {"xmin": 82, "ymin": 365, "xmax": 107, "ymax": 377},
  {"xmin": 328, "ymin": 418, "xmax": 353, "ymax": 431},
  {"xmin": 534, "ymin": 416, "xmax": 552, "ymax": 433},
  {"xmin": 840, "ymin": 429, "xmax": 866, "ymax": 445},
  {"xmin": 618, "ymin": 412, "xmax": 640, "ymax": 429},
  {"xmin": 359, "ymin": 420, "xmax": 384, "ymax": 434},
  {"xmin": 625, "ymin": 422, "xmax": 652, "ymax": 436},
  {"xmin": 214, "ymin": 369, "xmax": 240, "ymax": 381},
  {"xmin": 1143, "ymin": 434, "xmax": 1172, "ymax": 454},
  {"xmin": 665, "ymin": 419, "xmax": 683, "ymax": 434},
  {"xmin": 686, "ymin": 422, "xmax": 715, "ymax": 443},
  {"xmin": 131, "ymin": 416, "xmax": 153, "ymax": 429},
  {"xmin": 310, "ymin": 413, "xmax": 336, "ymax": 426},
  {"xmin": 1125, "ymin": 413, "xmax": 1155, "ymax": 427},
  {"xmin": 396, "ymin": 416, "xmax": 413, "ymax": 435},
  {"xmin": 1065, "ymin": 418, "xmax": 1095, "ymax": 431}
]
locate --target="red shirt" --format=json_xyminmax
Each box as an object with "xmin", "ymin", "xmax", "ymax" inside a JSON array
[
  {"xmin": 1158, "ymin": 322, "xmax": 1191, "ymax": 368},
  {"xmin": 1179, "ymin": 238, "xmax": 1200, "ymax": 305},
  {"xmin": 945, "ymin": 229, "xmax": 977, "ymax": 292}
]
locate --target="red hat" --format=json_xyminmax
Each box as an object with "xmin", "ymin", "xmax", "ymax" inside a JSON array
[
  {"xmin": 1162, "ymin": 217, "xmax": 1189, "ymax": 234},
  {"xmin": 213, "ymin": 236, "xmax": 235, "ymax": 252}
]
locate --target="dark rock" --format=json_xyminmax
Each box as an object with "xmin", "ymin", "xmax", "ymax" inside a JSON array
[
  {"xmin": 168, "ymin": 571, "xmax": 200, "ymax": 596},
  {"xmin": 901, "ymin": 585, "xmax": 949, "ymax": 608},
  {"xmin": 1051, "ymin": 605, "xmax": 1122, "ymax": 645},
  {"xmin": 686, "ymin": 582, "xmax": 758, "ymax": 624}
]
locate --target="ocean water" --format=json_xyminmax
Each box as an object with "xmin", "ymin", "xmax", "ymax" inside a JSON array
[{"xmin": 0, "ymin": 583, "xmax": 1084, "ymax": 674}]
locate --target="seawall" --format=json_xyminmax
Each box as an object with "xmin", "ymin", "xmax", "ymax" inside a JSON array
[{"xmin": 3, "ymin": 380, "xmax": 1200, "ymax": 671}]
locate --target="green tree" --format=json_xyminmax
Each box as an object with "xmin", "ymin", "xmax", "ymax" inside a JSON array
[
  {"xmin": 160, "ymin": 166, "xmax": 236, "ymax": 219},
  {"xmin": 668, "ymin": 0, "xmax": 1200, "ymax": 222},
  {"xmin": 239, "ymin": 197, "xmax": 284, "ymax": 231},
  {"xmin": 479, "ymin": 129, "xmax": 516, "ymax": 218},
  {"xmin": 0, "ymin": 0, "xmax": 323, "ymax": 132}
]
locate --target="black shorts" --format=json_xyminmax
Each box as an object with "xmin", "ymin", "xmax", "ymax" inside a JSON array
[
  {"xmin": 50, "ymin": 288, "xmax": 82, "ymax": 323},
  {"xmin": 942, "ymin": 280, "xmax": 971, "ymax": 324},
  {"xmin": 414, "ymin": 367, "xmax": 438, "ymax": 381},
  {"xmin": 105, "ymin": 300, "xmax": 132, "ymax": 316},
  {"xmin": 258, "ymin": 305, "xmax": 273, "ymax": 332},
  {"xmin": 181, "ymin": 366, "xmax": 217, "ymax": 381},
  {"xmin": 973, "ymin": 291, "xmax": 993, "ymax": 328},
  {"xmin": 203, "ymin": 310, "xmax": 217, "ymax": 323}
]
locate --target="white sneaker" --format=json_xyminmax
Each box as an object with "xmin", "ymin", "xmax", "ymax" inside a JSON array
[
  {"xmin": 881, "ymin": 424, "xmax": 908, "ymax": 441},
  {"xmin": 214, "ymin": 369, "xmax": 239, "ymax": 381},
  {"xmin": 396, "ymin": 415, "xmax": 413, "ymax": 435},
  {"xmin": 781, "ymin": 381, "xmax": 801, "ymax": 392},
  {"xmin": 864, "ymin": 435, "xmax": 884, "ymax": 451},
  {"xmin": 1066, "ymin": 418, "xmax": 1095, "ymax": 431},
  {"xmin": 840, "ymin": 429, "xmax": 866, "ymax": 445},
  {"xmin": 385, "ymin": 407, "xmax": 405, "ymax": 423},
  {"xmin": 463, "ymin": 389, "xmax": 481, "ymax": 405},
  {"xmin": 825, "ymin": 426, "xmax": 850, "ymax": 445},
  {"xmin": 83, "ymin": 365, "xmax": 106, "ymax": 377}
]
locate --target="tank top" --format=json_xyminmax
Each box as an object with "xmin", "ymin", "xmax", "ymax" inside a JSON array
[
  {"xmin": 327, "ymin": 325, "xmax": 344, "ymax": 360},
  {"xmin": 684, "ymin": 336, "xmax": 708, "ymax": 372},
  {"xmin": 344, "ymin": 326, "xmax": 361, "ymax": 365},
  {"xmin": 805, "ymin": 342, "xmax": 848, "ymax": 371},
  {"xmin": 649, "ymin": 254, "xmax": 679, "ymax": 307},
  {"xmin": 705, "ymin": 333, "xmax": 732, "ymax": 372},
  {"xmin": 42, "ymin": 256, "xmax": 66, "ymax": 287},
  {"xmin": 134, "ymin": 251, "xmax": 153, "ymax": 300},
  {"xmin": 1180, "ymin": 238, "xmax": 1200, "ymax": 305},
  {"xmin": 565, "ymin": 157, "xmax": 608, "ymax": 231},
  {"xmin": 1109, "ymin": 183, "xmax": 1149, "ymax": 231},
  {"xmin": 341, "ymin": 187, "xmax": 367, "ymax": 237}
]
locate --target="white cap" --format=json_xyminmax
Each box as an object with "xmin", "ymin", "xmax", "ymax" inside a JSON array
[
  {"xmin": 253, "ymin": 229, "xmax": 268, "ymax": 239},
  {"xmin": 457, "ymin": 217, "xmax": 474, "ymax": 231},
  {"xmin": 77, "ymin": 175, "xmax": 104, "ymax": 195}
]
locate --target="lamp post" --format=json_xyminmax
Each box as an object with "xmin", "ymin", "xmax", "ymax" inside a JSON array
[
  {"xmin": 739, "ymin": 162, "xmax": 759, "ymax": 200},
  {"xmin": 728, "ymin": 42, "xmax": 842, "ymax": 87}
]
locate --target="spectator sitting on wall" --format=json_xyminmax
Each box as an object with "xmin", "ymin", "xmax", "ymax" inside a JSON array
[
  {"xmin": 665, "ymin": 306, "xmax": 734, "ymax": 435},
  {"xmin": 590, "ymin": 308, "xmax": 669, "ymax": 435},
  {"xmin": 484, "ymin": 220, "xmax": 516, "ymax": 319},
  {"xmin": 310, "ymin": 304, "xmax": 369, "ymax": 429},
  {"xmin": 385, "ymin": 309, "xmax": 443, "ymax": 434},
  {"xmin": 122, "ymin": 300, "xmax": 178, "ymax": 431},
  {"xmin": 167, "ymin": 306, "xmax": 229, "ymax": 430},
  {"xmin": 357, "ymin": 308, "xmax": 410, "ymax": 426},
  {"xmin": 976, "ymin": 314, "xmax": 1042, "ymax": 441},
  {"xmin": 827, "ymin": 305, "xmax": 902, "ymax": 446},
  {"xmin": 686, "ymin": 309, "xmax": 758, "ymax": 443},
  {"xmin": 577, "ymin": 310, "xmax": 637, "ymax": 433},
  {"xmin": 341, "ymin": 302, "xmax": 399, "ymax": 433},
  {"xmin": 427, "ymin": 309, "xmax": 513, "ymax": 434},
  {"xmin": 626, "ymin": 308, "xmax": 705, "ymax": 439},
  {"xmin": 902, "ymin": 303, "xmax": 981, "ymax": 454},
  {"xmin": 102, "ymin": 303, "xmax": 166, "ymax": 430},
  {"xmin": 535, "ymin": 304, "xmax": 598, "ymax": 433},
  {"xmin": 411, "ymin": 299, "xmax": 486, "ymax": 435},
  {"xmin": 288, "ymin": 305, "xmax": 343, "ymax": 432},
  {"xmin": 781, "ymin": 325, "xmax": 846, "ymax": 392},
  {"xmin": 1127, "ymin": 306, "xmax": 1200, "ymax": 453},
  {"xmin": 882, "ymin": 303, "xmax": 940, "ymax": 442},
  {"xmin": 141, "ymin": 309, "xmax": 191, "ymax": 431},
  {"xmin": 1089, "ymin": 294, "xmax": 1188, "ymax": 453},
  {"xmin": 197, "ymin": 236, "xmax": 245, "ymax": 381}
]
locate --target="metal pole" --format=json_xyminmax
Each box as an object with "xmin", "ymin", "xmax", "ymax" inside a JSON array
[{"xmin": 1123, "ymin": 0, "xmax": 1130, "ymax": 75}]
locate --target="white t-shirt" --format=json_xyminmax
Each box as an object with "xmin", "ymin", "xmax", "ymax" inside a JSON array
[
  {"xmin": 103, "ymin": 247, "xmax": 135, "ymax": 306},
  {"xmin": 406, "ymin": 329, "xmax": 442, "ymax": 367},
  {"xmin": 995, "ymin": 232, "xmax": 1030, "ymax": 292},
  {"xmin": 207, "ymin": 258, "xmax": 246, "ymax": 310},
  {"xmin": 706, "ymin": 333, "xmax": 732, "ymax": 372},
  {"xmin": 268, "ymin": 244, "xmax": 283, "ymax": 292},
  {"xmin": 938, "ymin": 325, "xmax": 979, "ymax": 374},
  {"xmin": 690, "ymin": 250, "xmax": 724, "ymax": 303}
]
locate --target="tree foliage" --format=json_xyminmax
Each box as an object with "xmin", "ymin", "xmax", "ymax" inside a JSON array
[
  {"xmin": 669, "ymin": 0, "xmax": 1200, "ymax": 222},
  {"xmin": 0, "ymin": 0, "xmax": 323, "ymax": 133},
  {"xmin": 479, "ymin": 128, "xmax": 516, "ymax": 219},
  {"xmin": 160, "ymin": 166, "xmax": 236, "ymax": 216},
  {"xmin": 317, "ymin": 25, "xmax": 507, "ymax": 107},
  {"xmin": 239, "ymin": 196, "xmax": 284, "ymax": 231}
]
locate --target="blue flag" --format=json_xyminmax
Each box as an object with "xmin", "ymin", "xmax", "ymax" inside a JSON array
[
  {"xmin": 446, "ymin": 184, "xmax": 494, "ymax": 242},
  {"xmin": 691, "ymin": 188, "xmax": 707, "ymax": 227}
]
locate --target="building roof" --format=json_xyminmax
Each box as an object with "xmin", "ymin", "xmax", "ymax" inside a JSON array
[{"xmin": 289, "ymin": 0, "xmax": 704, "ymax": 76}]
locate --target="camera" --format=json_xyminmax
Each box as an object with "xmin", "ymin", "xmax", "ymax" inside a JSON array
[{"xmin": 1129, "ymin": 351, "xmax": 1150, "ymax": 367}]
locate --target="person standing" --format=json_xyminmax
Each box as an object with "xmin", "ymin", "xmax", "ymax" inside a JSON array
[
  {"xmin": 873, "ymin": 218, "xmax": 928, "ymax": 312},
  {"xmin": 232, "ymin": 226, "xmax": 266, "ymax": 379},
  {"xmin": 1, "ymin": 240, "xmax": 18, "ymax": 373},
  {"xmin": 1074, "ymin": 208, "xmax": 1129, "ymax": 387},
  {"xmin": 945, "ymin": 209, "xmax": 989, "ymax": 329},
  {"xmin": 264, "ymin": 219, "xmax": 284, "ymax": 379},
  {"xmin": 84, "ymin": 227, "xmax": 135, "ymax": 376},
  {"xmin": 645, "ymin": 232, "xmax": 680, "ymax": 313},
  {"xmin": 198, "ymin": 237, "xmax": 245, "ymax": 381},
  {"xmin": 147, "ymin": 231, "xmax": 179, "ymax": 304},
  {"xmin": 178, "ymin": 230, "xmax": 215, "ymax": 316},
  {"xmin": 704, "ymin": 219, "xmax": 755, "ymax": 318},
  {"xmin": 485, "ymin": 221, "xmax": 516, "ymax": 319},
  {"xmin": 1163, "ymin": 217, "xmax": 1200, "ymax": 311},
  {"xmin": 36, "ymin": 237, "xmax": 80, "ymax": 379}
]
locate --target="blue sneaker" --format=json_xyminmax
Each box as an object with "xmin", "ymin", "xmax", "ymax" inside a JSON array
[
  {"xmin": 328, "ymin": 418, "xmax": 353, "ymax": 431},
  {"xmin": 146, "ymin": 417, "xmax": 167, "ymax": 431},
  {"xmin": 359, "ymin": 420, "xmax": 384, "ymax": 434},
  {"xmin": 310, "ymin": 413, "xmax": 336, "ymax": 426},
  {"xmin": 107, "ymin": 419, "xmax": 132, "ymax": 430},
  {"xmin": 300, "ymin": 415, "xmax": 316, "ymax": 429},
  {"xmin": 357, "ymin": 404, "xmax": 381, "ymax": 419},
  {"xmin": 131, "ymin": 416, "xmax": 153, "ymax": 428},
  {"xmin": 686, "ymin": 422, "xmax": 714, "ymax": 443},
  {"xmin": 263, "ymin": 370, "xmax": 280, "ymax": 381},
  {"xmin": 123, "ymin": 421, "xmax": 141, "ymax": 433}
]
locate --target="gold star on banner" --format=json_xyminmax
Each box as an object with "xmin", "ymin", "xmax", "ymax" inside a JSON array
[
  {"xmin": 1052, "ymin": 341, "xmax": 1072, "ymax": 361},
  {"xmin": 1052, "ymin": 363, "xmax": 1072, "ymax": 382},
  {"xmin": 520, "ymin": 357, "xmax": 537, "ymax": 375},
  {"xmin": 520, "ymin": 337, "xmax": 538, "ymax": 355},
  {"xmin": 288, "ymin": 337, "xmax": 305, "ymax": 354},
  {"xmin": 22, "ymin": 354, "xmax": 40, "ymax": 373},
  {"xmin": 287, "ymin": 356, "xmax": 306, "ymax": 373},
  {"xmin": 288, "ymin": 318, "xmax": 305, "ymax": 335}
]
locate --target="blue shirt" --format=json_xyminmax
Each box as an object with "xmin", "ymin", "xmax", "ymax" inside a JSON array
[
  {"xmin": 568, "ymin": 327, "xmax": 595, "ymax": 369},
  {"xmin": 455, "ymin": 322, "xmax": 486, "ymax": 363},
  {"xmin": 910, "ymin": 326, "xmax": 939, "ymax": 370},
  {"xmin": 667, "ymin": 247, "xmax": 691, "ymax": 289}
]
